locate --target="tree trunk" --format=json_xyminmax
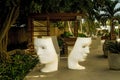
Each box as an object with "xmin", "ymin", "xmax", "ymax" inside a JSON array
[
  {"xmin": 110, "ymin": 19, "xmax": 116, "ymax": 40},
  {"xmin": 67, "ymin": 21, "xmax": 73, "ymax": 35},
  {"xmin": 0, "ymin": 6, "xmax": 19, "ymax": 63}
]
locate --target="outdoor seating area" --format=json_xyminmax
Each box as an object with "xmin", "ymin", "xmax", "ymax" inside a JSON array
[
  {"xmin": 1, "ymin": 0, "xmax": 120, "ymax": 80},
  {"xmin": 24, "ymin": 37, "xmax": 120, "ymax": 80}
]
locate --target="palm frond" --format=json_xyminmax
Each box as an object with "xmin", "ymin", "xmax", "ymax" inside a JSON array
[{"xmin": 106, "ymin": 41, "xmax": 120, "ymax": 54}]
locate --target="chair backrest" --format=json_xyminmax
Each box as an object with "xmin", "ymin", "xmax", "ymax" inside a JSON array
[{"xmin": 42, "ymin": 36, "xmax": 60, "ymax": 56}]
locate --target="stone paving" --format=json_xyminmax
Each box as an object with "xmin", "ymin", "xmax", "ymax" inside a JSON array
[{"xmin": 24, "ymin": 38, "xmax": 120, "ymax": 80}]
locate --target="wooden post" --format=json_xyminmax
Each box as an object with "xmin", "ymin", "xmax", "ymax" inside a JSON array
[
  {"xmin": 28, "ymin": 17, "xmax": 33, "ymax": 42},
  {"xmin": 74, "ymin": 20, "xmax": 78, "ymax": 37},
  {"xmin": 47, "ymin": 16, "xmax": 50, "ymax": 36}
]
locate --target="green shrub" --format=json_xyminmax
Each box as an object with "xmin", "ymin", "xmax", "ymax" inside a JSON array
[
  {"xmin": 61, "ymin": 31, "xmax": 73, "ymax": 38},
  {"xmin": 0, "ymin": 53, "xmax": 39, "ymax": 80},
  {"xmin": 78, "ymin": 33, "xmax": 87, "ymax": 37}
]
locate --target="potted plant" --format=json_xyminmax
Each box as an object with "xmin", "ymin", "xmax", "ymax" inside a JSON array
[
  {"xmin": 106, "ymin": 40, "xmax": 120, "ymax": 70},
  {"xmin": 102, "ymin": 32, "xmax": 110, "ymax": 57},
  {"xmin": 78, "ymin": 33, "xmax": 87, "ymax": 37}
]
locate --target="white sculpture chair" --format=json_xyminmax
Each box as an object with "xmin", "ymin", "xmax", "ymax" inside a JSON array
[
  {"xmin": 68, "ymin": 37, "xmax": 91, "ymax": 70},
  {"xmin": 42, "ymin": 36, "xmax": 60, "ymax": 61},
  {"xmin": 34, "ymin": 37, "xmax": 58, "ymax": 72}
]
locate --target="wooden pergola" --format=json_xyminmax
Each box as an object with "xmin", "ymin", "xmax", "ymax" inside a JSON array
[{"xmin": 28, "ymin": 13, "xmax": 84, "ymax": 42}]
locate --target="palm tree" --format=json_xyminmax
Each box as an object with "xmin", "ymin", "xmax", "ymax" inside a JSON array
[{"xmin": 99, "ymin": 0, "xmax": 120, "ymax": 39}]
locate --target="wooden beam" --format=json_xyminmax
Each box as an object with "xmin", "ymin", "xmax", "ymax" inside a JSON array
[{"xmin": 30, "ymin": 13, "xmax": 83, "ymax": 21}]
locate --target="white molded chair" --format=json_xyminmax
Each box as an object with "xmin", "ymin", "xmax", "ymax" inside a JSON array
[
  {"xmin": 34, "ymin": 37, "xmax": 58, "ymax": 72},
  {"xmin": 68, "ymin": 37, "xmax": 91, "ymax": 70}
]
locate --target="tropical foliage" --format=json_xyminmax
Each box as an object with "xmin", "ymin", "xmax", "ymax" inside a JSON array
[
  {"xmin": 0, "ymin": 0, "xmax": 21, "ymax": 62},
  {"xmin": 106, "ymin": 40, "xmax": 120, "ymax": 54},
  {"xmin": 0, "ymin": 50, "xmax": 39, "ymax": 80},
  {"xmin": 0, "ymin": 0, "xmax": 120, "ymax": 79},
  {"xmin": 97, "ymin": 0, "xmax": 120, "ymax": 39},
  {"xmin": 0, "ymin": 0, "xmax": 120, "ymax": 66}
]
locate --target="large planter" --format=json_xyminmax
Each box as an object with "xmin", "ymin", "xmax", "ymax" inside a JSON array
[
  {"xmin": 108, "ymin": 52, "xmax": 120, "ymax": 70},
  {"xmin": 103, "ymin": 40, "xmax": 116, "ymax": 57}
]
